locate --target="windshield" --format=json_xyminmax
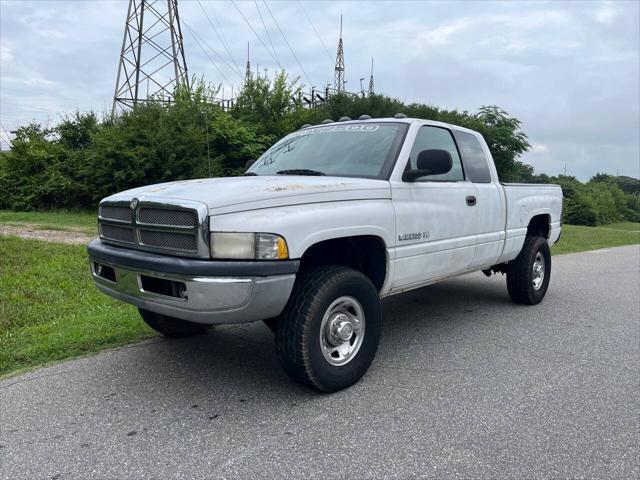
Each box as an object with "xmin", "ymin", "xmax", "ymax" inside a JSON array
[{"xmin": 247, "ymin": 122, "xmax": 407, "ymax": 179}]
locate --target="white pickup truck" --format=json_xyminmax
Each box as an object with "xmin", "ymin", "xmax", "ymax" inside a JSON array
[{"xmin": 88, "ymin": 116, "xmax": 563, "ymax": 392}]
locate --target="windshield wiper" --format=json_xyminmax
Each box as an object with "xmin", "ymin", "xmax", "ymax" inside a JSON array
[
  {"xmin": 276, "ymin": 169, "xmax": 325, "ymax": 176},
  {"xmin": 243, "ymin": 172, "xmax": 258, "ymax": 176}
]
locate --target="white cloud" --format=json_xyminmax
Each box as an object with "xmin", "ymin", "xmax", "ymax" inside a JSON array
[
  {"xmin": 594, "ymin": 3, "xmax": 619, "ymax": 25},
  {"xmin": 420, "ymin": 18, "xmax": 473, "ymax": 46},
  {"xmin": 531, "ymin": 144, "xmax": 549, "ymax": 154},
  {"xmin": 39, "ymin": 29, "xmax": 66, "ymax": 40},
  {"xmin": 0, "ymin": 45, "xmax": 13, "ymax": 66}
]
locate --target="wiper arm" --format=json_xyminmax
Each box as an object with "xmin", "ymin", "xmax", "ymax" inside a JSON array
[
  {"xmin": 276, "ymin": 169, "xmax": 325, "ymax": 176},
  {"xmin": 243, "ymin": 172, "xmax": 258, "ymax": 176}
]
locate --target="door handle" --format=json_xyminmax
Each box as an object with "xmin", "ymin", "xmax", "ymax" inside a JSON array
[{"xmin": 466, "ymin": 195, "xmax": 477, "ymax": 206}]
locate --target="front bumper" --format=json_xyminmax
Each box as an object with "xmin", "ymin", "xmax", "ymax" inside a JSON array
[{"xmin": 87, "ymin": 240, "xmax": 298, "ymax": 325}]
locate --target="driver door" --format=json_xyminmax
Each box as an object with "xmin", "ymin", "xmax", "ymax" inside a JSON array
[{"xmin": 390, "ymin": 125, "xmax": 479, "ymax": 290}]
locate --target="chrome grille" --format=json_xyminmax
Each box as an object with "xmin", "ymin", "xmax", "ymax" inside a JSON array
[
  {"xmin": 138, "ymin": 207, "xmax": 196, "ymax": 228},
  {"xmin": 100, "ymin": 223, "xmax": 135, "ymax": 243},
  {"xmin": 139, "ymin": 230, "xmax": 197, "ymax": 251},
  {"xmin": 99, "ymin": 205, "xmax": 132, "ymax": 223},
  {"xmin": 98, "ymin": 198, "xmax": 208, "ymax": 258}
]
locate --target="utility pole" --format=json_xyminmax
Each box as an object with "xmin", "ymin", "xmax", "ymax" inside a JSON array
[
  {"xmin": 112, "ymin": 0, "xmax": 189, "ymax": 116},
  {"xmin": 334, "ymin": 15, "xmax": 345, "ymax": 93},
  {"xmin": 368, "ymin": 57, "xmax": 375, "ymax": 95}
]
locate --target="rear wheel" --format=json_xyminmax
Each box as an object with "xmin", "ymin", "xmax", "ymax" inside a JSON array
[
  {"xmin": 506, "ymin": 235, "xmax": 551, "ymax": 304},
  {"xmin": 275, "ymin": 266, "xmax": 381, "ymax": 392},
  {"xmin": 138, "ymin": 308, "xmax": 210, "ymax": 338}
]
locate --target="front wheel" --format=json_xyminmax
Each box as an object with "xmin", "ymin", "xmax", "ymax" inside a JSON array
[
  {"xmin": 506, "ymin": 235, "xmax": 551, "ymax": 305},
  {"xmin": 138, "ymin": 308, "xmax": 210, "ymax": 338},
  {"xmin": 275, "ymin": 266, "xmax": 382, "ymax": 392}
]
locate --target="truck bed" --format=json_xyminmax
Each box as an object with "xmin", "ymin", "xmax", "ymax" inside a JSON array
[{"xmin": 497, "ymin": 183, "xmax": 563, "ymax": 263}]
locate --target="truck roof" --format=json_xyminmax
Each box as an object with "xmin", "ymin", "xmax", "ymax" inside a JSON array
[{"xmin": 301, "ymin": 116, "xmax": 480, "ymax": 136}]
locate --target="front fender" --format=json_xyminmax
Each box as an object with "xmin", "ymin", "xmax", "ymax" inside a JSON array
[{"xmin": 209, "ymin": 200, "xmax": 396, "ymax": 259}]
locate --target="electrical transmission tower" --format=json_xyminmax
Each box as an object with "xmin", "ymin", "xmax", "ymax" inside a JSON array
[
  {"xmin": 334, "ymin": 15, "xmax": 345, "ymax": 93},
  {"xmin": 112, "ymin": 0, "xmax": 189, "ymax": 116},
  {"xmin": 245, "ymin": 42, "xmax": 251, "ymax": 83},
  {"xmin": 368, "ymin": 57, "xmax": 375, "ymax": 95}
]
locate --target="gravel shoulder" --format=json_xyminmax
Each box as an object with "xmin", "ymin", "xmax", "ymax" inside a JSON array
[{"xmin": 0, "ymin": 224, "xmax": 96, "ymax": 245}]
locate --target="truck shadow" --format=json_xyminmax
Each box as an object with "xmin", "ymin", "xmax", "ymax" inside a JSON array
[{"xmin": 97, "ymin": 273, "xmax": 514, "ymax": 406}]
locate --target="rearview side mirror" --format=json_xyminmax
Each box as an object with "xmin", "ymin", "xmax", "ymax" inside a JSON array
[{"xmin": 402, "ymin": 149, "xmax": 453, "ymax": 182}]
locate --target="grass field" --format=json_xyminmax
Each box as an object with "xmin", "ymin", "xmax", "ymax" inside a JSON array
[
  {"xmin": 552, "ymin": 224, "xmax": 640, "ymax": 255},
  {"xmin": 0, "ymin": 236, "xmax": 155, "ymax": 377},
  {"xmin": 600, "ymin": 221, "xmax": 640, "ymax": 232},
  {"xmin": 0, "ymin": 211, "xmax": 638, "ymax": 377}
]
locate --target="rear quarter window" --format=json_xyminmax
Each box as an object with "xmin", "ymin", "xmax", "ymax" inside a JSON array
[{"xmin": 453, "ymin": 131, "xmax": 492, "ymax": 183}]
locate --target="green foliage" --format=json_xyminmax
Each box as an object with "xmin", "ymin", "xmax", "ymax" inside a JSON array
[
  {"xmin": 520, "ymin": 173, "xmax": 639, "ymax": 226},
  {"xmin": 0, "ymin": 236, "xmax": 155, "ymax": 376},
  {"xmin": 2, "ymin": 70, "xmax": 631, "ymax": 221},
  {"xmin": 591, "ymin": 172, "xmax": 640, "ymax": 195},
  {"xmin": 233, "ymin": 71, "xmax": 309, "ymax": 141},
  {"xmin": 0, "ymin": 79, "xmax": 270, "ymax": 209}
]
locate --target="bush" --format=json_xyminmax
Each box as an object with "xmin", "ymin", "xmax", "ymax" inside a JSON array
[
  {"xmin": 565, "ymin": 194, "xmax": 599, "ymax": 226},
  {"xmin": 521, "ymin": 173, "xmax": 639, "ymax": 226},
  {"xmin": 0, "ymin": 72, "xmax": 576, "ymax": 211}
]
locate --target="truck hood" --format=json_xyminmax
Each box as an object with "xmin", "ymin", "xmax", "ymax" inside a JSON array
[{"xmin": 104, "ymin": 176, "xmax": 391, "ymax": 214}]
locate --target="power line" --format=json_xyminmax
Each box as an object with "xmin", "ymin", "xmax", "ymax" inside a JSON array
[
  {"xmin": 230, "ymin": 0, "xmax": 283, "ymax": 70},
  {"xmin": 207, "ymin": 2, "xmax": 234, "ymax": 64},
  {"xmin": 183, "ymin": 19, "xmax": 243, "ymax": 82},
  {"xmin": 182, "ymin": 20, "xmax": 238, "ymax": 85},
  {"xmin": 196, "ymin": 0, "xmax": 243, "ymax": 78},
  {"xmin": 254, "ymin": 1, "xmax": 280, "ymax": 65},
  {"xmin": 297, "ymin": 0, "xmax": 332, "ymax": 62},
  {"xmin": 262, "ymin": 1, "xmax": 312, "ymax": 86},
  {"xmin": 0, "ymin": 124, "xmax": 11, "ymax": 140}
]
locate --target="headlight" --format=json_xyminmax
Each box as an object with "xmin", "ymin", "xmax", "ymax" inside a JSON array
[{"xmin": 210, "ymin": 232, "xmax": 289, "ymax": 260}]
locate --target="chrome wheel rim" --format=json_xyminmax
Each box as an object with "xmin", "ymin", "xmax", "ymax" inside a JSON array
[
  {"xmin": 532, "ymin": 251, "xmax": 545, "ymax": 290},
  {"xmin": 319, "ymin": 296, "xmax": 365, "ymax": 366}
]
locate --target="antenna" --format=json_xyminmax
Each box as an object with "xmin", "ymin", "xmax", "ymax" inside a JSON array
[
  {"xmin": 112, "ymin": 0, "xmax": 189, "ymax": 116},
  {"xmin": 368, "ymin": 57, "xmax": 375, "ymax": 95},
  {"xmin": 334, "ymin": 14, "xmax": 345, "ymax": 93}
]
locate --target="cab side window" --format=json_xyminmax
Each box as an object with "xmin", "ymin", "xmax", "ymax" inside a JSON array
[
  {"xmin": 452, "ymin": 131, "xmax": 492, "ymax": 183},
  {"xmin": 407, "ymin": 126, "xmax": 464, "ymax": 182}
]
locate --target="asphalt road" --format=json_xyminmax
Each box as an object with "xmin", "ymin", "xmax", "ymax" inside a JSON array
[{"xmin": 1, "ymin": 245, "xmax": 639, "ymax": 479}]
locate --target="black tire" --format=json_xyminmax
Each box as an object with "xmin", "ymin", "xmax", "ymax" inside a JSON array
[
  {"xmin": 138, "ymin": 308, "xmax": 210, "ymax": 338},
  {"xmin": 263, "ymin": 317, "xmax": 279, "ymax": 334},
  {"xmin": 506, "ymin": 235, "xmax": 551, "ymax": 305},
  {"xmin": 275, "ymin": 266, "xmax": 382, "ymax": 392}
]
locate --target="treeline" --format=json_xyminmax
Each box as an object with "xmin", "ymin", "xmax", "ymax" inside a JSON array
[
  {"xmin": 520, "ymin": 171, "xmax": 639, "ymax": 226},
  {"xmin": 0, "ymin": 75, "xmax": 529, "ymax": 210},
  {"xmin": 0, "ymin": 74, "xmax": 637, "ymax": 227}
]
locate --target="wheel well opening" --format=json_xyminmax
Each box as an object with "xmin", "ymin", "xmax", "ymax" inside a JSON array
[
  {"xmin": 527, "ymin": 214, "xmax": 550, "ymax": 239},
  {"xmin": 299, "ymin": 236, "xmax": 387, "ymax": 292}
]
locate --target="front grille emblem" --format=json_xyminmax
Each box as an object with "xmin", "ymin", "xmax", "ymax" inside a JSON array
[{"xmin": 130, "ymin": 198, "xmax": 139, "ymax": 211}]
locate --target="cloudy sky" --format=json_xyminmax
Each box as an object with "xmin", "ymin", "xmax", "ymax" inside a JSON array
[{"xmin": 1, "ymin": 0, "xmax": 638, "ymax": 180}]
